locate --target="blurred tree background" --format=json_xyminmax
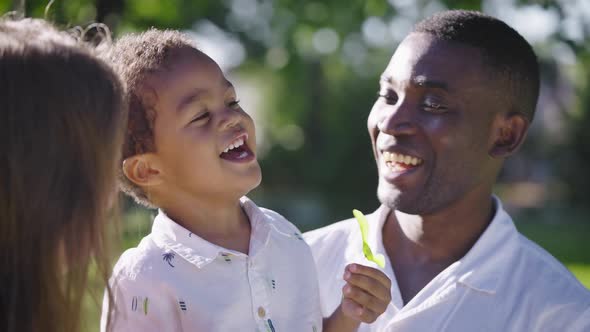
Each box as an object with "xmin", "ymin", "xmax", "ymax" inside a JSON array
[{"xmin": 2, "ymin": 0, "xmax": 589, "ymax": 329}]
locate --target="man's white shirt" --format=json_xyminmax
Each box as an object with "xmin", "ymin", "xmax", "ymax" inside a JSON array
[
  {"xmin": 304, "ymin": 197, "xmax": 590, "ymax": 331},
  {"xmin": 101, "ymin": 197, "xmax": 322, "ymax": 332}
]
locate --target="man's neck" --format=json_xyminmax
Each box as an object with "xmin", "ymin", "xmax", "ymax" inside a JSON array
[
  {"xmin": 382, "ymin": 194, "xmax": 495, "ymax": 304},
  {"xmin": 156, "ymin": 191, "xmax": 252, "ymax": 254}
]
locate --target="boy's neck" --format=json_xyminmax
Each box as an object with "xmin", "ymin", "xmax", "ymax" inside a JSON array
[{"xmin": 159, "ymin": 195, "xmax": 252, "ymax": 254}]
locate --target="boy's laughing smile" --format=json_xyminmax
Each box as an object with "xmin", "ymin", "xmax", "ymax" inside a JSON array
[{"xmin": 220, "ymin": 132, "xmax": 256, "ymax": 163}]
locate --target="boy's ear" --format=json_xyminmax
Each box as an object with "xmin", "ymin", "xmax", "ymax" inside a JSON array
[
  {"xmin": 489, "ymin": 112, "xmax": 529, "ymax": 158},
  {"xmin": 122, "ymin": 153, "xmax": 164, "ymax": 187}
]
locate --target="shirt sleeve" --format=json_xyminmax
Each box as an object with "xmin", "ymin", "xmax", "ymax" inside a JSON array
[
  {"xmin": 565, "ymin": 304, "xmax": 590, "ymax": 332},
  {"xmin": 100, "ymin": 274, "xmax": 183, "ymax": 332}
]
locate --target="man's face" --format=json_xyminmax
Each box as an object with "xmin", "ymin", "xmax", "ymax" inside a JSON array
[
  {"xmin": 368, "ymin": 33, "xmax": 504, "ymax": 215},
  {"xmin": 148, "ymin": 47, "xmax": 261, "ymax": 202}
]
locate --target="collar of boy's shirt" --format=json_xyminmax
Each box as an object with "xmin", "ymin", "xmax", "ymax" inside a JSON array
[
  {"xmin": 351, "ymin": 196, "xmax": 516, "ymax": 297},
  {"xmin": 151, "ymin": 197, "xmax": 272, "ymax": 269}
]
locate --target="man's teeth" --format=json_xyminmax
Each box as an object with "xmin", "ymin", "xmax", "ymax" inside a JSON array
[
  {"xmin": 382, "ymin": 151, "xmax": 422, "ymax": 166},
  {"xmin": 223, "ymin": 138, "xmax": 245, "ymax": 153}
]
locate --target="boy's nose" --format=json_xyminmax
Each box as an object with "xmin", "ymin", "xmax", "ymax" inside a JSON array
[{"xmin": 218, "ymin": 107, "xmax": 241, "ymax": 130}]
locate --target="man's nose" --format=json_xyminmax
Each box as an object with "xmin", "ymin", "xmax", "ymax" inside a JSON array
[{"xmin": 377, "ymin": 99, "xmax": 418, "ymax": 136}]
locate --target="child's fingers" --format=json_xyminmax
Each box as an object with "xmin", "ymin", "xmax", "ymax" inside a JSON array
[
  {"xmin": 342, "ymin": 283, "xmax": 387, "ymax": 314},
  {"xmin": 341, "ymin": 297, "xmax": 381, "ymax": 324},
  {"xmin": 345, "ymin": 263, "xmax": 391, "ymax": 289},
  {"xmin": 344, "ymin": 268, "xmax": 391, "ymax": 303}
]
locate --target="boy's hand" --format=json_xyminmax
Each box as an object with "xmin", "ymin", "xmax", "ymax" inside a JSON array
[
  {"xmin": 323, "ymin": 263, "xmax": 391, "ymax": 332},
  {"xmin": 341, "ymin": 263, "xmax": 391, "ymax": 323}
]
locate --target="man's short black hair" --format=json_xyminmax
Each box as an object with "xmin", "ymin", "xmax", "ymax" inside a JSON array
[{"xmin": 413, "ymin": 10, "xmax": 540, "ymax": 121}]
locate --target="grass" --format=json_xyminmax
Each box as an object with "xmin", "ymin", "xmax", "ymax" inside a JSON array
[{"xmin": 566, "ymin": 264, "xmax": 590, "ymax": 287}]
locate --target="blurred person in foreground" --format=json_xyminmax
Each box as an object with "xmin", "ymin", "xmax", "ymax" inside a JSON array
[
  {"xmin": 305, "ymin": 10, "xmax": 590, "ymax": 331},
  {"xmin": 0, "ymin": 17, "xmax": 126, "ymax": 332}
]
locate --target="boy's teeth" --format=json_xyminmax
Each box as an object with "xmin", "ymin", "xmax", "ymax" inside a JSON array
[
  {"xmin": 382, "ymin": 151, "xmax": 423, "ymax": 166},
  {"xmin": 223, "ymin": 137, "xmax": 246, "ymax": 154}
]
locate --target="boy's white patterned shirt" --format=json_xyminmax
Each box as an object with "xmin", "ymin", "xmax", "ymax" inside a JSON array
[{"xmin": 101, "ymin": 197, "xmax": 322, "ymax": 332}]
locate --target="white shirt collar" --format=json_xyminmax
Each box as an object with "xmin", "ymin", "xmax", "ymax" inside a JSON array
[
  {"xmin": 452, "ymin": 197, "xmax": 519, "ymax": 294},
  {"xmin": 151, "ymin": 196, "xmax": 272, "ymax": 269},
  {"xmin": 364, "ymin": 196, "xmax": 518, "ymax": 295}
]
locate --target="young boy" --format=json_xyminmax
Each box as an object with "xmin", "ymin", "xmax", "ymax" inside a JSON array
[{"xmin": 101, "ymin": 29, "xmax": 391, "ymax": 332}]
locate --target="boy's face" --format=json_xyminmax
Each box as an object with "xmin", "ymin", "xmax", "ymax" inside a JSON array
[{"xmin": 145, "ymin": 47, "xmax": 261, "ymax": 202}]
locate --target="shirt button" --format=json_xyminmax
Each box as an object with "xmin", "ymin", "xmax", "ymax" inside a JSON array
[{"xmin": 257, "ymin": 306, "xmax": 266, "ymax": 318}]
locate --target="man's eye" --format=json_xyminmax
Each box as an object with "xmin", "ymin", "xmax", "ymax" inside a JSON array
[
  {"xmin": 377, "ymin": 91, "xmax": 397, "ymax": 104},
  {"xmin": 190, "ymin": 112, "xmax": 210, "ymax": 123},
  {"xmin": 423, "ymin": 102, "xmax": 447, "ymax": 113}
]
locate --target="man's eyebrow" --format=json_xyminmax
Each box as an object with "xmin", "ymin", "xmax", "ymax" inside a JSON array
[
  {"xmin": 176, "ymin": 88, "xmax": 207, "ymax": 113},
  {"xmin": 413, "ymin": 75, "xmax": 449, "ymax": 91},
  {"xmin": 379, "ymin": 75, "xmax": 392, "ymax": 84}
]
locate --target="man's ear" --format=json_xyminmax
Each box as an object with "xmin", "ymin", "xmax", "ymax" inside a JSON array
[
  {"xmin": 489, "ymin": 112, "xmax": 529, "ymax": 158},
  {"xmin": 122, "ymin": 153, "xmax": 164, "ymax": 187}
]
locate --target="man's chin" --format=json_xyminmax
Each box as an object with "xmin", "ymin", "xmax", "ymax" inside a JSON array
[
  {"xmin": 377, "ymin": 184, "xmax": 428, "ymax": 215},
  {"xmin": 377, "ymin": 185, "xmax": 402, "ymax": 210}
]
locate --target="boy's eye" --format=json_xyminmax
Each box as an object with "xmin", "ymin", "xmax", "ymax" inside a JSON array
[{"xmin": 190, "ymin": 111, "xmax": 210, "ymax": 124}]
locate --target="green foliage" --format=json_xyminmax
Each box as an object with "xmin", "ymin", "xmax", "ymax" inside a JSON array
[
  {"xmin": 0, "ymin": 1, "xmax": 10, "ymax": 13},
  {"xmin": 2, "ymin": 0, "xmax": 588, "ymax": 216},
  {"xmin": 555, "ymin": 51, "xmax": 590, "ymax": 207},
  {"xmin": 3, "ymin": 0, "xmax": 587, "ymax": 222},
  {"xmin": 3, "ymin": 1, "xmax": 589, "ymax": 330}
]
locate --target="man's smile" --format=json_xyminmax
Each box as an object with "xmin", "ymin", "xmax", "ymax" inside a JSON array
[
  {"xmin": 378, "ymin": 147, "xmax": 426, "ymax": 186},
  {"xmin": 382, "ymin": 151, "xmax": 423, "ymax": 171}
]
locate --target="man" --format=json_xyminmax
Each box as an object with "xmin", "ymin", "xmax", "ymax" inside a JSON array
[{"xmin": 304, "ymin": 10, "xmax": 590, "ymax": 331}]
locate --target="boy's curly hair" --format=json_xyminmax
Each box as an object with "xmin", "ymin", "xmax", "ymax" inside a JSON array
[{"xmin": 104, "ymin": 29, "xmax": 196, "ymax": 208}]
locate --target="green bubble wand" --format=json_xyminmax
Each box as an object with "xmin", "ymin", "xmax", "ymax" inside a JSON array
[{"xmin": 353, "ymin": 209, "xmax": 386, "ymax": 268}]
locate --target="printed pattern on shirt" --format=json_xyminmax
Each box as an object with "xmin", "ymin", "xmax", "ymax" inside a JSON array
[
  {"xmin": 162, "ymin": 252, "xmax": 175, "ymax": 267},
  {"xmin": 266, "ymin": 277, "xmax": 277, "ymax": 293},
  {"xmin": 179, "ymin": 299, "xmax": 187, "ymax": 312},
  {"xmin": 130, "ymin": 296, "xmax": 149, "ymax": 315},
  {"xmin": 131, "ymin": 296, "xmax": 138, "ymax": 312},
  {"xmin": 266, "ymin": 319, "xmax": 276, "ymax": 332},
  {"xmin": 143, "ymin": 297, "xmax": 149, "ymax": 315},
  {"xmin": 221, "ymin": 253, "xmax": 232, "ymax": 262}
]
